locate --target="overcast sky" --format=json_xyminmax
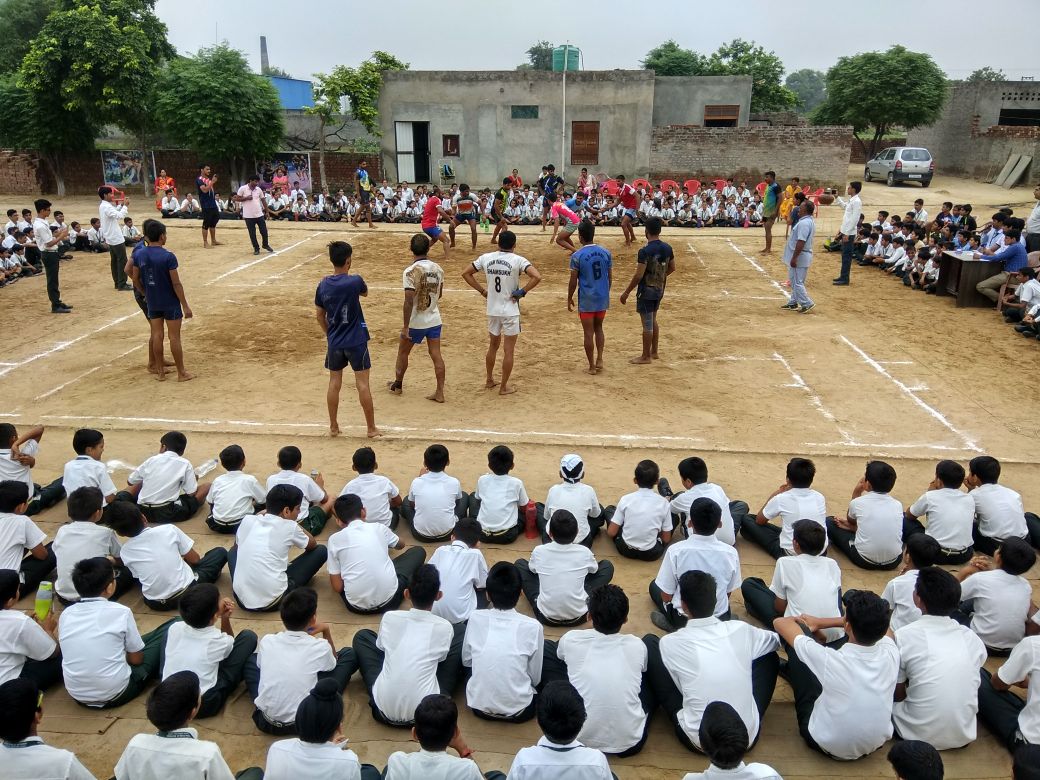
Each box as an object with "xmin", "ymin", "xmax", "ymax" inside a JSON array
[{"xmin": 154, "ymin": 0, "xmax": 1038, "ymax": 81}]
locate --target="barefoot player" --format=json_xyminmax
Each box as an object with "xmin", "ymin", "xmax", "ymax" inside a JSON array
[
  {"xmin": 619, "ymin": 216, "xmax": 674, "ymax": 365},
  {"xmin": 490, "ymin": 178, "xmax": 511, "ymax": 245},
  {"xmin": 449, "ymin": 184, "xmax": 478, "ymax": 250},
  {"xmin": 549, "ymin": 199, "xmax": 581, "ymax": 253},
  {"xmin": 461, "ymin": 231, "xmax": 541, "ymax": 395},
  {"xmin": 616, "ymin": 175, "xmax": 639, "ymax": 246},
  {"xmin": 389, "ymin": 233, "xmax": 446, "ymax": 403},
  {"xmin": 421, "ymin": 186, "xmax": 452, "ymax": 259},
  {"xmin": 568, "ymin": 220, "xmax": 612, "ymax": 374},
  {"xmin": 760, "ymin": 170, "xmax": 782, "ymax": 254}
]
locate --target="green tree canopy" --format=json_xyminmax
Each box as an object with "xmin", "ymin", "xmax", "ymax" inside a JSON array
[
  {"xmin": 785, "ymin": 68, "xmax": 827, "ymax": 113},
  {"xmin": 966, "ymin": 66, "xmax": 1007, "ymax": 82},
  {"xmin": 813, "ymin": 45, "xmax": 947, "ymax": 158},
  {"xmin": 641, "ymin": 40, "xmax": 708, "ymax": 76},
  {"xmin": 262, "ymin": 64, "xmax": 293, "ymax": 78},
  {"xmin": 0, "ymin": 0, "xmax": 55, "ymax": 75},
  {"xmin": 522, "ymin": 40, "xmax": 554, "ymax": 71},
  {"xmin": 324, "ymin": 51, "xmax": 408, "ymax": 136}
]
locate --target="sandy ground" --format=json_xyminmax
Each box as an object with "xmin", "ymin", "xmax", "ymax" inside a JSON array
[{"xmin": 0, "ymin": 166, "xmax": 1037, "ymax": 779}]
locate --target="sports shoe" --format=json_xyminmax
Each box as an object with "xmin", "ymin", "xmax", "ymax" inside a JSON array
[
  {"xmin": 799, "ymin": 303, "xmax": 816, "ymax": 313},
  {"xmin": 657, "ymin": 478, "xmax": 673, "ymax": 498},
  {"xmin": 832, "ymin": 279, "xmax": 849, "ymax": 286},
  {"xmin": 116, "ymin": 283, "xmax": 133, "ymax": 291},
  {"xmin": 780, "ymin": 301, "xmax": 798, "ymax": 310},
  {"xmin": 253, "ymin": 249, "xmax": 260, "ymax": 255},
  {"xmin": 651, "ymin": 611, "xmax": 678, "ymax": 633},
  {"xmin": 51, "ymin": 304, "xmax": 72, "ymax": 314},
  {"xmin": 262, "ymin": 245, "xmax": 274, "ymax": 252}
]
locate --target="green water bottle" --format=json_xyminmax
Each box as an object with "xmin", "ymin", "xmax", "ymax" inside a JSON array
[{"xmin": 35, "ymin": 581, "xmax": 53, "ymax": 621}]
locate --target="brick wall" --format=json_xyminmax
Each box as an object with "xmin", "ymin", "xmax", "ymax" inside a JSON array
[
  {"xmin": 849, "ymin": 138, "xmax": 907, "ymax": 164},
  {"xmin": 649, "ymin": 125, "xmax": 853, "ymax": 188},
  {"xmin": 0, "ymin": 151, "xmax": 45, "ymax": 195}
]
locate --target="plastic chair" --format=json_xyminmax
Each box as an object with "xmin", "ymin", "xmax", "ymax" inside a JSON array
[
  {"xmin": 600, "ymin": 179, "xmax": 620, "ymax": 196},
  {"xmin": 713, "ymin": 179, "xmax": 727, "ymax": 191},
  {"xmin": 801, "ymin": 185, "xmax": 811, "ymax": 195},
  {"xmin": 684, "ymin": 179, "xmax": 701, "ymax": 195},
  {"xmin": 997, "ymin": 251, "xmax": 1040, "ymax": 311},
  {"xmin": 660, "ymin": 179, "xmax": 680, "ymax": 194},
  {"xmin": 755, "ymin": 182, "xmax": 766, "ymax": 195},
  {"xmin": 633, "ymin": 178, "xmax": 651, "ymax": 192},
  {"xmin": 809, "ymin": 187, "xmax": 825, "ymax": 207}
]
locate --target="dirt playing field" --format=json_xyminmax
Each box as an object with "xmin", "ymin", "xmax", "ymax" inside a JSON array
[{"xmin": 1, "ymin": 167, "xmax": 1037, "ymax": 779}]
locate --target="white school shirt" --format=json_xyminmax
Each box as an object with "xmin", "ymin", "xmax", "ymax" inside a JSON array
[
  {"xmin": 846, "ymin": 492, "xmax": 905, "ymax": 564},
  {"xmin": 232, "ymin": 514, "xmax": 310, "ymax": 609},
  {"xmin": 99, "ymin": 200, "xmax": 127, "ymax": 245},
  {"xmin": 265, "ymin": 739, "xmax": 362, "ymax": 780},
  {"xmin": 208, "ymin": 471, "xmax": 266, "ymax": 524},
  {"xmin": 53, "ymin": 522, "xmax": 122, "ymax": 602},
  {"xmin": 161, "ymin": 622, "xmax": 234, "ymax": 693},
  {"xmin": 655, "ymin": 535, "xmax": 740, "ymax": 617},
  {"xmin": 996, "ymin": 636, "xmax": 1040, "ymax": 744},
  {"xmin": 528, "ymin": 542, "xmax": 598, "ymax": 621},
  {"xmin": 892, "ymin": 615, "xmax": 987, "ymax": 749},
  {"xmin": 557, "ymin": 629, "xmax": 648, "ymax": 754},
  {"xmin": 1016, "ymin": 278, "xmax": 1040, "ymax": 309},
  {"xmin": 86, "ymin": 227, "xmax": 103, "ymax": 244},
  {"xmin": 373, "ymin": 609, "xmax": 454, "ymax": 724},
  {"xmin": 908, "ymin": 488, "xmax": 974, "ymax": 550},
  {"xmin": 471, "ymin": 251, "xmax": 532, "ymax": 317},
  {"xmin": 409, "ymin": 471, "xmax": 463, "ymax": 537},
  {"xmin": 32, "ymin": 217, "xmax": 56, "ymax": 253},
  {"xmin": 0, "ymin": 512, "xmax": 46, "ymax": 570},
  {"xmin": 462, "ymin": 607, "xmax": 542, "ymax": 716},
  {"xmin": 118, "ymin": 524, "xmax": 196, "ymax": 600},
  {"xmin": 507, "ymin": 737, "xmax": 612, "ymax": 780},
  {"xmin": 882, "ymin": 569, "xmax": 922, "ymax": 631},
  {"xmin": 683, "ymin": 765, "xmax": 782, "ymax": 780},
  {"xmin": 793, "ymin": 634, "xmax": 900, "ymax": 760},
  {"xmin": 839, "ymin": 193, "xmax": 862, "ymax": 235},
  {"xmin": 960, "ymin": 569, "xmax": 1032, "ymax": 650},
  {"xmin": 613, "ymin": 488, "xmax": 671, "ymax": 551},
  {"xmin": 59, "ymin": 597, "xmax": 144, "ymax": 704},
  {"xmin": 255, "ymin": 630, "xmax": 336, "ymax": 723},
  {"xmin": 430, "ymin": 541, "xmax": 488, "ymax": 623},
  {"xmin": 0, "ymin": 608, "xmax": 56, "ymax": 683},
  {"xmin": 543, "ymin": 482, "xmax": 601, "ymax": 543},
  {"xmin": 63, "ymin": 456, "xmax": 117, "ymax": 497},
  {"xmin": 971, "ymin": 483, "xmax": 1028, "ymax": 540},
  {"xmin": 661, "ymin": 617, "xmax": 780, "ymax": 749},
  {"xmin": 475, "ymin": 473, "xmax": 528, "ymax": 533},
  {"xmin": 161, "ymin": 196, "xmax": 180, "ymax": 211},
  {"xmin": 267, "ymin": 470, "xmax": 325, "ymax": 520},
  {"xmin": 770, "ymin": 554, "xmax": 844, "ymax": 642},
  {"xmin": 403, "ymin": 258, "xmax": 445, "ymax": 329},
  {"xmin": 127, "ymin": 451, "xmax": 197, "ymax": 505},
  {"xmin": 341, "ymin": 473, "xmax": 400, "ymax": 527},
  {"xmin": 327, "ymin": 521, "xmax": 399, "ymax": 610},
  {"xmin": 668, "ymin": 482, "xmax": 736, "ymax": 545},
  {"xmin": 761, "ymin": 488, "xmax": 828, "ymax": 554},
  {"xmin": 384, "ymin": 748, "xmax": 483, "ymax": 780},
  {"xmin": 2, "ymin": 737, "xmax": 97, "ymax": 780},
  {"xmin": 114, "ymin": 729, "xmax": 234, "ymax": 780}
]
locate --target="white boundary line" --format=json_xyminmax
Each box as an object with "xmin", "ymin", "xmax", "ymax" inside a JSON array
[
  {"xmin": 257, "ymin": 252, "xmax": 324, "ymax": 285},
  {"xmin": 0, "ymin": 312, "xmax": 139, "ymax": 379},
  {"xmin": 772, "ymin": 352, "xmax": 854, "ymax": 444},
  {"xmin": 33, "ymin": 345, "xmax": 145, "ymax": 401},
  {"xmin": 725, "ymin": 240, "xmax": 789, "ymax": 299},
  {"xmin": 205, "ymin": 234, "xmax": 321, "ymax": 285},
  {"xmin": 686, "ymin": 242, "xmax": 707, "ymax": 268}
]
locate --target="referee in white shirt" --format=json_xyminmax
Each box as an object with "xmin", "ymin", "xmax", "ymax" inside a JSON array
[
  {"xmin": 98, "ymin": 186, "xmax": 132, "ymax": 291},
  {"xmin": 833, "ymin": 181, "xmax": 862, "ymax": 286},
  {"xmin": 1026, "ymin": 184, "xmax": 1040, "ymax": 253}
]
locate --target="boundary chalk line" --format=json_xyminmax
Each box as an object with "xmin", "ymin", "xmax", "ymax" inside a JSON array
[
  {"xmin": 206, "ymin": 233, "xmax": 321, "ymax": 285},
  {"xmin": 0, "ymin": 312, "xmax": 139, "ymax": 379},
  {"xmin": 725, "ymin": 240, "xmax": 789, "ymax": 299},
  {"xmin": 33, "ymin": 345, "xmax": 145, "ymax": 401},
  {"xmin": 772, "ymin": 351, "xmax": 854, "ymax": 445}
]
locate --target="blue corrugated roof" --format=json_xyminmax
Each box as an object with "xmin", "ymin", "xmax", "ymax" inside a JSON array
[{"xmin": 267, "ymin": 76, "xmax": 314, "ymax": 109}]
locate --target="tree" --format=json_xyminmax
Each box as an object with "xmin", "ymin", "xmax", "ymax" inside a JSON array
[
  {"xmin": 0, "ymin": 0, "xmax": 55, "ymax": 76},
  {"xmin": 522, "ymin": 41, "xmax": 554, "ymax": 71},
  {"xmin": 705, "ymin": 39, "xmax": 797, "ymax": 112},
  {"xmin": 641, "ymin": 40, "xmax": 708, "ymax": 76},
  {"xmin": 813, "ymin": 46, "xmax": 947, "ymax": 159},
  {"xmin": 262, "ymin": 64, "xmax": 292, "ymax": 78},
  {"xmin": 966, "ymin": 66, "xmax": 1007, "ymax": 82},
  {"xmin": 324, "ymin": 51, "xmax": 408, "ymax": 136},
  {"xmin": 307, "ymin": 72, "xmax": 342, "ymax": 190},
  {"xmin": 155, "ymin": 45, "xmax": 284, "ymax": 185},
  {"xmin": 785, "ymin": 68, "xmax": 827, "ymax": 113}
]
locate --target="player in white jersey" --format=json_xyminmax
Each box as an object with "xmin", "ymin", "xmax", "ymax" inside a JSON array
[
  {"xmin": 389, "ymin": 233, "xmax": 447, "ymax": 403},
  {"xmin": 461, "ymin": 230, "xmax": 541, "ymax": 395}
]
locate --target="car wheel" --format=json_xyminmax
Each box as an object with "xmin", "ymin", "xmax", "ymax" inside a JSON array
[
  {"xmin": 886, "ymin": 172, "xmax": 896, "ymax": 187},
  {"xmin": 921, "ymin": 178, "xmax": 931, "ymax": 188},
  {"xmin": 864, "ymin": 167, "xmax": 872, "ymax": 182}
]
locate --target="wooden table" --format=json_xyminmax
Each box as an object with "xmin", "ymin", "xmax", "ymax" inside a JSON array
[{"xmin": 938, "ymin": 251, "xmax": 1005, "ymax": 307}]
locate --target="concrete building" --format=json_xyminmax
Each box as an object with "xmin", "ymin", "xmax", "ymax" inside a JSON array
[{"xmin": 377, "ymin": 70, "xmax": 752, "ymax": 185}]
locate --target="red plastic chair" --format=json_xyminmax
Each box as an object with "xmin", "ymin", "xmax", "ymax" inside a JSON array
[
  {"xmin": 755, "ymin": 182, "xmax": 766, "ymax": 195},
  {"xmin": 600, "ymin": 179, "xmax": 620, "ymax": 196},
  {"xmin": 633, "ymin": 178, "xmax": 651, "ymax": 192},
  {"xmin": 660, "ymin": 179, "xmax": 680, "ymax": 194},
  {"xmin": 713, "ymin": 179, "xmax": 727, "ymax": 191},
  {"xmin": 810, "ymin": 187, "xmax": 825, "ymax": 207},
  {"xmin": 684, "ymin": 179, "xmax": 701, "ymax": 195},
  {"xmin": 801, "ymin": 185, "xmax": 811, "ymax": 195}
]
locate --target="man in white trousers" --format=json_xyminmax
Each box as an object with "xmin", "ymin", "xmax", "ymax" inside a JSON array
[{"xmin": 780, "ymin": 201, "xmax": 816, "ymax": 314}]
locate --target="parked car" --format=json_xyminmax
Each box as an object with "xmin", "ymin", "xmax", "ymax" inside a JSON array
[{"xmin": 864, "ymin": 147, "xmax": 934, "ymax": 187}]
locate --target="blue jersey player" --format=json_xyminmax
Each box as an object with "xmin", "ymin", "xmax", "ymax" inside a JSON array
[{"xmin": 567, "ymin": 221, "xmax": 613, "ymax": 375}]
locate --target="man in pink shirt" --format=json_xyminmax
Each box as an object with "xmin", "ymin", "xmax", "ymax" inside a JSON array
[
  {"xmin": 232, "ymin": 174, "xmax": 273, "ymax": 255},
  {"xmin": 549, "ymin": 200, "xmax": 581, "ymax": 253}
]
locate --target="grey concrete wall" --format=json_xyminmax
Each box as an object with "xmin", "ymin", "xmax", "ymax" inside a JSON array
[{"xmin": 652, "ymin": 75, "xmax": 753, "ymax": 127}]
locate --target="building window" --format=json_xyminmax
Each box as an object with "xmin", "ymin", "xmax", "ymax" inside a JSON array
[
  {"xmin": 704, "ymin": 104, "xmax": 740, "ymax": 127},
  {"xmin": 570, "ymin": 121, "xmax": 600, "ymax": 166},
  {"xmin": 998, "ymin": 108, "xmax": 1040, "ymax": 126},
  {"xmin": 442, "ymin": 134, "xmax": 460, "ymax": 156},
  {"xmin": 511, "ymin": 105, "xmax": 539, "ymax": 119}
]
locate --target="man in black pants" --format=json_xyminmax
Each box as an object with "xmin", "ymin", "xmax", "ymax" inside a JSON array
[
  {"xmin": 196, "ymin": 164, "xmax": 222, "ymax": 248},
  {"xmin": 233, "ymin": 174, "xmax": 274, "ymax": 255}
]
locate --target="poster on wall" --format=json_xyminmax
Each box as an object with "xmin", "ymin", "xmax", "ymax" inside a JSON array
[
  {"xmin": 255, "ymin": 152, "xmax": 312, "ymax": 192},
  {"xmin": 101, "ymin": 150, "xmax": 154, "ymax": 188}
]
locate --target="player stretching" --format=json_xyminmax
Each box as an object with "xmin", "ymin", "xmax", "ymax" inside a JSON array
[
  {"xmin": 462, "ymin": 231, "xmax": 541, "ymax": 395},
  {"xmin": 449, "ymin": 183, "xmax": 478, "ymax": 249},
  {"xmin": 616, "ymin": 174, "xmax": 639, "ymax": 246},
  {"xmin": 351, "ymin": 160, "xmax": 376, "ymax": 229},
  {"xmin": 568, "ymin": 221, "xmax": 612, "ymax": 374},
  {"xmin": 620, "ymin": 216, "xmax": 674, "ymax": 364},
  {"xmin": 389, "ymin": 233, "xmax": 446, "ymax": 403},
  {"xmin": 549, "ymin": 199, "xmax": 581, "ymax": 253},
  {"xmin": 490, "ymin": 177, "xmax": 511, "ymax": 245},
  {"xmin": 420, "ymin": 185, "xmax": 452, "ymax": 259}
]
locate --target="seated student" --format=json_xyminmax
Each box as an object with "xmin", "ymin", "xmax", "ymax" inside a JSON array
[
  {"xmin": 651, "ymin": 498, "xmax": 741, "ymax": 633},
  {"xmin": 206, "ymin": 444, "xmax": 266, "ymax": 534},
  {"xmin": 965, "ymin": 455, "xmax": 1030, "ymax": 556},
  {"xmin": 607, "ymin": 460, "xmax": 672, "ymax": 560},
  {"xmin": 161, "ymin": 583, "xmax": 258, "ymax": 718},
  {"xmin": 646, "ymin": 571, "xmax": 780, "ymax": 754},
  {"xmin": 265, "ymin": 678, "xmax": 381, "ymax": 780},
  {"xmin": 882, "ymin": 534, "xmax": 941, "ymax": 632},
  {"xmin": 658, "ymin": 456, "xmax": 745, "ymax": 545},
  {"xmin": 53, "ymin": 487, "xmax": 133, "ymax": 604},
  {"xmin": 0, "ymin": 481, "xmax": 56, "ymax": 596},
  {"xmin": 0, "ymin": 423, "xmax": 64, "ymax": 516},
  {"xmin": 0, "ymin": 570, "xmax": 60, "ymax": 689},
  {"xmin": 827, "ymin": 460, "xmax": 905, "ymax": 570},
  {"xmin": 742, "ymin": 519, "xmax": 843, "ymax": 643},
  {"xmin": 59, "ymin": 557, "xmax": 175, "ymax": 708},
  {"xmin": 401, "ymin": 444, "xmax": 469, "ymax": 543},
  {"xmin": 62, "ymin": 428, "xmax": 117, "ymax": 504},
  {"xmin": 504, "ymin": 680, "xmax": 614, "ymax": 780},
  {"xmin": 979, "ymin": 626, "xmax": 1040, "ymax": 755},
  {"xmin": 887, "ymin": 741, "xmax": 944, "ymax": 780},
  {"xmin": 244, "ymin": 587, "xmax": 357, "ymax": 735},
  {"xmin": 385, "ymin": 694, "xmax": 484, "ymax": 780},
  {"xmin": 0, "ymin": 677, "xmax": 97, "ymax": 780},
  {"xmin": 121, "ymin": 431, "xmax": 211, "ymax": 524},
  {"xmin": 230, "ymin": 484, "xmax": 328, "ymax": 612},
  {"xmin": 517, "ymin": 510, "xmax": 614, "ymax": 626},
  {"xmin": 266, "ymin": 445, "xmax": 331, "ymax": 536},
  {"xmin": 352, "ymin": 565, "xmax": 463, "ymax": 727},
  {"xmin": 955, "ymin": 539, "xmax": 1035, "ymax": 654},
  {"xmin": 469, "ymin": 445, "xmax": 529, "ymax": 544},
  {"xmin": 892, "ymin": 567, "xmax": 987, "ymax": 750},
  {"xmin": 539, "ymin": 454, "xmax": 607, "ymax": 547},
  {"xmin": 903, "ymin": 460, "xmax": 976, "ymax": 564},
  {"xmin": 340, "ymin": 446, "xmax": 403, "ymax": 530},
  {"xmin": 461, "ymin": 561, "xmax": 543, "ymax": 722},
  {"xmin": 429, "ymin": 518, "xmax": 489, "ymax": 625},
  {"xmin": 772, "ymin": 590, "xmax": 899, "ymax": 760},
  {"xmin": 114, "ymin": 671, "xmax": 263, "ymax": 780},
  {"xmin": 327, "ymin": 493, "xmax": 426, "ymax": 614},
  {"xmin": 740, "ymin": 457, "xmax": 827, "ymax": 560},
  {"xmin": 682, "ymin": 700, "xmax": 783, "ymax": 780}
]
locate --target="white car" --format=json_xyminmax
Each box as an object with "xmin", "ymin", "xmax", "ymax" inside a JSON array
[{"xmin": 864, "ymin": 147, "xmax": 934, "ymax": 188}]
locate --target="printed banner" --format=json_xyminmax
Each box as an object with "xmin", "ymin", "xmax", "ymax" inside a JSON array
[
  {"xmin": 255, "ymin": 152, "xmax": 312, "ymax": 193},
  {"xmin": 101, "ymin": 150, "xmax": 154, "ymax": 188}
]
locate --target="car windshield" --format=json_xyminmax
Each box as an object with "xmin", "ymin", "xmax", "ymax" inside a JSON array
[{"xmin": 901, "ymin": 149, "xmax": 931, "ymax": 161}]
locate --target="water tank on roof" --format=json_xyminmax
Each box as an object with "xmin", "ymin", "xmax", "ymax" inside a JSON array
[{"xmin": 552, "ymin": 45, "xmax": 580, "ymax": 72}]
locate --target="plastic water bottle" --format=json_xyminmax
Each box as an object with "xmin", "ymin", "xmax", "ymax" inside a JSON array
[
  {"xmin": 105, "ymin": 459, "xmax": 139, "ymax": 474},
  {"xmin": 524, "ymin": 501, "xmax": 538, "ymax": 539},
  {"xmin": 35, "ymin": 581, "xmax": 53, "ymax": 621},
  {"xmin": 195, "ymin": 457, "xmax": 219, "ymax": 478}
]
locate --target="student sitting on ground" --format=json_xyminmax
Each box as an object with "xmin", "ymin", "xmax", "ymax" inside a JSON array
[
  {"xmin": 0, "ymin": 569, "xmax": 60, "ymax": 690},
  {"xmin": 956, "ymin": 538, "xmax": 1036, "ymax": 654},
  {"xmin": 538, "ymin": 454, "xmax": 608, "ymax": 547},
  {"xmin": 267, "ymin": 445, "xmax": 332, "ymax": 535},
  {"xmin": 107, "ymin": 501, "xmax": 227, "ymax": 611},
  {"xmin": 384, "ymin": 694, "xmax": 483, "ymax": 780},
  {"xmin": 461, "ymin": 561, "xmax": 543, "ymax": 722},
  {"xmin": 120, "ymin": 431, "xmax": 211, "ymax": 524},
  {"xmin": 429, "ymin": 518, "xmax": 488, "ymax": 625},
  {"xmin": 965, "ymin": 455, "xmax": 1030, "ymax": 556},
  {"xmin": 470, "ymin": 445, "xmax": 529, "ymax": 544},
  {"xmin": 53, "ymin": 486, "xmax": 133, "ymax": 603},
  {"xmin": 341, "ymin": 446, "xmax": 403, "ymax": 530},
  {"xmin": 114, "ymin": 671, "xmax": 262, "ymax": 780},
  {"xmin": 244, "ymin": 587, "xmax": 357, "ymax": 735},
  {"xmin": 903, "ymin": 460, "xmax": 975, "ymax": 564},
  {"xmin": 892, "ymin": 566, "xmax": 987, "ymax": 750},
  {"xmin": 886, "ymin": 741, "xmax": 944, "ymax": 780},
  {"xmin": 772, "ymin": 590, "xmax": 899, "ymax": 760},
  {"xmin": 827, "ymin": 460, "xmax": 905, "ymax": 570},
  {"xmin": 62, "ymin": 428, "xmax": 117, "ymax": 504},
  {"xmin": 517, "ymin": 510, "xmax": 614, "ymax": 626},
  {"xmin": 651, "ymin": 498, "xmax": 741, "ymax": 633},
  {"xmin": 59, "ymin": 557, "xmax": 176, "ymax": 708},
  {"xmin": 681, "ymin": 700, "xmax": 783, "ymax": 780},
  {"xmin": 658, "ymin": 456, "xmax": 745, "ymax": 545},
  {"xmin": 607, "ymin": 459, "xmax": 672, "ymax": 560},
  {"xmin": 161, "ymin": 583, "xmax": 258, "ymax": 718},
  {"xmin": 206, "ymin": 444, "xmax": 266, "ymax": 534},
  {"xmin": 0, "ymin": 423, "xmax": 64, "ymax": 516},
  {"xmin": 401, "ymin": 444, "xmax": 469, "ymax": 543},
  {"xmin": 978, "ymin": 620, "xmax": 1040, "ymax": 755},
  {"xmin": 327, "ymin": 493, "xmax": 426, "ymax": 614},
  {"xmin": 0, "ymin": 481, "xmax": 56, "ymax": 596},
  {"xmin": 882, "ymin": 534, "xmax": 942, "ymax": 632},
  {"xmin": 741, "ymin": 457, "xmax": 827, "ymax": 559}
]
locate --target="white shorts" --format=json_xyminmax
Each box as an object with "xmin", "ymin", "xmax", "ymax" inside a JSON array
[{"xmin": 487, "ymin": 315, "xmax": 521, "ymax": 337}]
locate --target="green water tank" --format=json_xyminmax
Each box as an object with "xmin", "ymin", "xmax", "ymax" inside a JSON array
[{"xmin": 552, "ymin": 45, "xmax": 580, "ymax": 72}]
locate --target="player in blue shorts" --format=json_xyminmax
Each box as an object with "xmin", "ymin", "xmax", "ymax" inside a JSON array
[
  {"xmin": 449, "ymin": 183, "xmax": 479, "ymax": 250},
  {"xmin": 420, "ymin": 186, "xmax": 452, "ymax": 259},
  {"xmin": 567, "ymin": 221, "xmax": 613, "ymax": 375},
  {"xmin": 620, "ymin": 216, "xmax": 674, "ymax": 365},
  {"xmin": 314, "ymin": 241, "xmax": 379, "ymax": 438},
  {"xmin": 539, "ymin": 164, "xmax": 563, "ymax": 231},
  {"xmin": 389, "ymin": 234, "xmax": 447, "ymax": 403}
]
